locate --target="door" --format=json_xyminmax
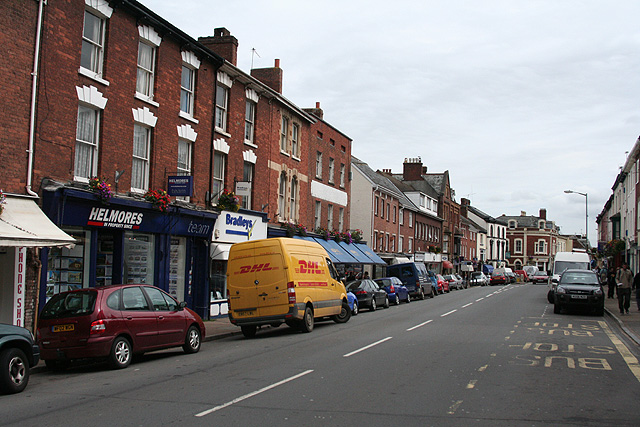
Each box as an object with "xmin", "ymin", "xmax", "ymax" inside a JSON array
[
  {"xmin": 121, "ymin": 286, "xmax": 159, "ymax": 350},
  {"xmin": 142, "ymin": 286, "xmax": 186, "ymax": 346}
]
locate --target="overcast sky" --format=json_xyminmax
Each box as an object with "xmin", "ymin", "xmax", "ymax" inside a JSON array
[{"xmin": 146, "ymin": 0, "xmax": 640, "ymax": 245}]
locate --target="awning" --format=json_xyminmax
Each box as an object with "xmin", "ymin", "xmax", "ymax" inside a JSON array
[
  {"xmin": 338, "ymin": 241, "xmax": 373, "ymax": 263},
  {"xmin": 392, "ymin": 256, "xmax": 412, "ymax": 265},
  {"xmin": 443, "ymin": 260, "xmax": 454, "ymax": 269},
  {"xmin": 210, "ymin": 242, "xmax": 233, "ymax": 260},
  {"xmin": 312, "ymin": 237, "xmax": 358, "ymax": 264},
  {"xmin": 353, "ymin": 243, "xmax": 386, "ymax": 265},
  {"xmin": 0, "ymin": 196, "xmax": 76, "ymax": 247}
]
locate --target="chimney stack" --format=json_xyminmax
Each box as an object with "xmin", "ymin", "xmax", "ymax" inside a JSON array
[
  {"xmin": 303, "ymin": 101, "xmax": 324, "ymax": 120},
  {"xmin": 251, "ymin": 58, "xmax": 283, "ymax": 93},
  {"xmin": 198, "ymin": 27, "xmax": 238, "ymax": 66},
  {"xmin": 520, "ymin": 211, "xmax": 526, "ymax": 216},
  {"xmin": 402, "ymin": 157, "xmax": 423, "ymax": 181},
  {"xmin": 539, "ymin": 208, "xmax": 547, "ymax": 220}
]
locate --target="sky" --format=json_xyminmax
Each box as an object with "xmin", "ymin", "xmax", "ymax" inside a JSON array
[{"xmin": 146, "ymin": 0, "xmax": 640, "ymax": 246}]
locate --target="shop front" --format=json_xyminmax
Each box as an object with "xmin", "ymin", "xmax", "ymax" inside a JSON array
[
  {"xmin": 209, "ymin": 210, "xmax": 268, "ymax": 317},
  {"xmin": 0, "ymin": 195, "xmax": 76, "ymax": 329},
  {"xmin": 40, "ymin": 185, "xmax": 217, "ymax": 319}
]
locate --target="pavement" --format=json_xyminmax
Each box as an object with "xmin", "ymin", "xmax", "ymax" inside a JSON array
[
  {"xmin": 203, "ymin": 316, "xmax": 240, "ymax": 341},
  {"xmin": 603, "ymin": 291, "xmax": 640, "ymax": 346}
]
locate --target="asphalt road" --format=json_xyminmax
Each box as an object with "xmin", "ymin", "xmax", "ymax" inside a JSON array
[{"xmin": 4, "ymin": 284, "xmax": 640, "ymax": 426}]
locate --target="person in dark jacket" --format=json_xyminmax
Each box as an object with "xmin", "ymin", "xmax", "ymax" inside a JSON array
[
  {"xmin": 607, "ymin": 270, "xmax": 616, "ymax": 299},
  {"xmin": 634, "ymin": 270, "xmax": 640, "ymax": 311}
]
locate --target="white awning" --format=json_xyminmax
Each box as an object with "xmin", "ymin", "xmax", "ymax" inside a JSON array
[
  {"xmin": 391, "ymin": 256, "xmax": 412, "ymax": 265},
  {"xmin": 210, "ymin": 242, "xmax": 233, "ymax": 260},
  {"xmin": 0, "ymin": 196, "xmax": 76, "ymax": 247}
]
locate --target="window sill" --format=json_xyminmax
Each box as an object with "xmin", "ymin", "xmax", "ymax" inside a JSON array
[
  {"xmin": 244, "ymin": 140, "xmax": 258, "ymax": 149},
  {"xmin": 215, "ymin": 128, "xmax": 231, "ymax": 138},
  {"xmin": 78, "ymin": 67, "xmax": 110, "ymax": 86},
  {"xmin": 135, "ymin": 92, "xmax": 160, "ymax": 108},
  {"xmin": 292, "ymin": 155, "xmax": 301, "ymax": 162},
  {"xmin": 179, "ymin": 111, "xmax": 199, "ymax": 124},
  {"xmin": 280, "ymin": 150, "xmax": 290, "ymax": 157}
]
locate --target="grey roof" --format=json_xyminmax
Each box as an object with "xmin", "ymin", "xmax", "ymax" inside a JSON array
[
  {"xmin": 462, "ymin": 215, "xmax": 487, "ymax": 233},
  {"xmin": 422, "ymin": 173, "xmax": 446, "ymax": 195},
  {"xmin": 390, "ymin": 174, "xmax": 440, "ymax": 200},
  {"xmin": 467, "ymin": 205, "xmax": 498, "ymax": 223},
  {"xmin": 352, "ymin": 156, "xmax": 408, "ymax": 202},
  {"xmin": 496, "ymin": 214, "xmax": 544, "ymax": 228}
]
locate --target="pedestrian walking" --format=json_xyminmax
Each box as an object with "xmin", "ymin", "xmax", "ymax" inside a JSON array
[
  {"xmin": 607, "ymin": 270, "xmax": 616, "ymax": 299},
  {"xmin": 616, "ymin": 264, "xmax": 633, "ymax": 314},
  {"xmin": 634, "ymin": 270, "xmax": 640, "ymax": 312}
]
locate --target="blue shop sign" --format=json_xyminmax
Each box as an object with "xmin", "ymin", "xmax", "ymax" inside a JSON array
[
  {"xmin": 61, "ymin": 197, "xmax": 215, "ymax": 238},
  {"xmin": 167, "ymin": 176, "xmax": 193, "ymax": 197}
]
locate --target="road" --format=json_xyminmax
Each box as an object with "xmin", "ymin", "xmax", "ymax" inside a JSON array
[{"xmin": 3, "ymin": 284, "xmax": 640, "ymax": 426}]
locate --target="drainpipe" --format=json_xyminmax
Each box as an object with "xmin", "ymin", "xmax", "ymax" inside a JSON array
[{"xmin": 26, "ymin": 0, "xmax": 46, "ymax": 197}]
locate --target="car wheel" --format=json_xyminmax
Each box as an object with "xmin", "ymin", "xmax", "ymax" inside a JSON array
[
  {"xmin": 394, "ymin": 294, "xmax": 400, "ymax": 305},
  {"xmin": 183, "ymin": 326, "xmax": 202, "ymax": 354},
  {"xmin": 547, "ymin": 290, "xmax": 554, "ymax": 304},
  {"xmin": 352, "ymin": 302, "xmax": 359, "ymax": 316},
  {"xmin": 241, "ymin": 325, "xmax": 257, "ymax": 338},
  {"xmin": 0, "ymin": 348, "xmax": 29, "ymax": 394},
  {"xmin": 370, "ymin": 298, "xmax": 377, "ymax": 311},
  {"xmin": 384, "ymin": 296, "xmax": 390, "ymax": 309},
  {"xmin": 299, "ymin": 306, "xmax": 314, "ymax": 333},
  {"xmin": 553, "ymin": 303, "xmax": 561, "ymax": 314},
  {"xmin": 333, "ymin": 301, "xmax": 352, "ymax": 323},
  {"xmin": 109, "ymin": 336, "xmax": 132, "ymax": 369}
]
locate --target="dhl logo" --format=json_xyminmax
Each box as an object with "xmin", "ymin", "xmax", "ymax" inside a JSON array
[
  {"xmin": 237, "ymin": 263, "xmax": 274, "ymax": 274},
  {"xmin": 297, "ymin": 260, "xmax": 323, "ymax": 275}
]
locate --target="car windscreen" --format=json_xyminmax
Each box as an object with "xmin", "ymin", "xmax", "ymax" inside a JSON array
[
  {"xmin": 560, "ymin": 272, "xmax": 599, "ymax": 285},
  {"xmin": 555, "ymin": 261, "xmax": 590, "ymax": 274},
  {"xmin": 40, "ymin": 291, "xmax": 97, "ymax": 319},
  {"xmin": 374, "ymin": 279, "xmax": 391, "ymax": 287}
]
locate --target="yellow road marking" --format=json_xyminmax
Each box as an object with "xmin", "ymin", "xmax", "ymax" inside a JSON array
[
  {"xmin": 478, "ymin": 365, "xmax": 488, "ymax": 372},
  {"xmin": 448, "ymin": 400, "xmax": 463, "ymax": 415},
  {"xmin": 466, "ymin": 380, "xmax": 477, "ymax": 389},
  {"xmin": 599, "ymin": 320, "xmax": 640, "ymax": 383}
]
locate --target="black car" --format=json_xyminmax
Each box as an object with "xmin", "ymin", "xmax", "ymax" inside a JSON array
[
  {"xmin": 0, "ymin": 323, "xmax": 40, "ymax": 394},
  {"xmin": 553, "ymin": 269, "xmax": 604, "ymax": 316},
  {"xmin": 346, "ymin": 279, "xmax": 389, "ymax": 311}
]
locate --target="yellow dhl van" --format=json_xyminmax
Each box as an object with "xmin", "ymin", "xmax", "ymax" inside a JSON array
[{"xmin": 227, "ymin": 237, "xmax": 351, "ymax": 337}]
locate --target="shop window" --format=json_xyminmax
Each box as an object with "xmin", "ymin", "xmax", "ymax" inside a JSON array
[
  {"xmin": 123, "ymin": 232, "xmax": 154, "ymax": 285},
  {"xmin": 169, "ymin": 237, "xmax": 186, "ymax": 301},
  {"xmin": 47, "ymin": 229, "xmax": 91, "ymax": 299},
  {"xmin": 96, "ymin": 233, "xmax": 114, "ymax": 286}
]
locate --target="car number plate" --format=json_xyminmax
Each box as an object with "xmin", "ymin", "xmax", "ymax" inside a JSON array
[
  {"xmin": 53, "ymin": 324, "xmax": 74, "ymax": 332},
  {"xmin": 571, "ymin": 295, "xmax": 588, "ymax": 299},
  {"xmin": 235, "ymin": 310, "xmax": 256, "ymax": 317}
]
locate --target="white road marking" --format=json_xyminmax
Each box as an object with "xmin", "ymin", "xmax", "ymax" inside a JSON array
[
  {"xmin": 476, "ymin": 297, "xmax": 485, "ymax": 302},
  {"xmin": 448, "ymin": 400, "xmax": 463, "ymax": 414},
  {"xmin": 462, "ymin": 303, "xmax": 473, "ymax": 308},
  {"xmin": 407, "ymin": 319, "xmax": 433, "ymax": 331},
  {"xmin": 195, "ymin": 370, "xmax": 314, "ymax": 417},
  {"xmin": 441, "ymin": 309, "xmax": 457, "ymax": 317},
  {"xmin": 343, "ymin": 337, "xmax": 393, "ymax": 358}
]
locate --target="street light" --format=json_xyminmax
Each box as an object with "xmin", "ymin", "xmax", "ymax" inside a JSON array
[{"xmin": 564, "ymin": 190, "xmax": 588, "ymax": 246}]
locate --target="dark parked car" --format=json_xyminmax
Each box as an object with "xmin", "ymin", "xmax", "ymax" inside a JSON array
[
  {"xmin": 0, "ymin": 323, "xmax": 40, "ymax": 394},
  {"xmin": 553, "ymin": 269, "xmax": 604, "ymax": 316},
  {"xmin": 347, "ymin": 279, "xmax": 389, "ymax": 311},
  {"xmin": 37, "ymin": 284, "xmax": 205, "ymax": 370},
  {"xmin": 374, "ymin": 277, "xmax": 411, "ymax": 305},
  {"xmin": 490, "ymin": 272, "xmax": 509, "ymax": 285}
]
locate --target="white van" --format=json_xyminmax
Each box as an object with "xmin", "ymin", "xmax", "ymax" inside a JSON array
[{"xmin": 547, "ymin": 250, "xmax": 591, "ymax": 302}]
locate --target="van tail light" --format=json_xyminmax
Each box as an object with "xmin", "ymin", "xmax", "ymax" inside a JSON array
[
  {"xmin": 90, "ymin": 320, "xmax": 106, "ymax": 334},
  {"xmin": 287, "ymin": 282, "xmax": 296, "ymax": 304}
]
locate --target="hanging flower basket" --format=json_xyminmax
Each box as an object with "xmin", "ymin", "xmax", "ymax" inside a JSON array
[
  {"xmin": 88, "ymin": 177, "xmax": 113, "ymax": 202},
  {"xmin": 351, "ymin": 229, "xmax": 363, "ymax": 243},
  {"xmin": 0, "ymin": 189, "xmax": 6, "ymax": 216},
  {"xmin": 284, "ymin": 223, "xmax": 308, "ymax": 237},
  {"xmin": 315, "ymin": 227, "xmax": 333, "ymax": 240},
  {"xmin": 216, "ymin": 189, "xmax": 240, "ymax": 212},
  {"xmin": 144, "ymin": 189, "xmax": 171, "ymax": 212}
]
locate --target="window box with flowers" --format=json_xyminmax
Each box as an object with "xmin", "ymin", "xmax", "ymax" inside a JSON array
[
  {"xmin": 315, "ymin": 227, "xmax": 334, "ymax": 241},
  {"xmin": 89, "ymin": 177, "xmax": 113, "ymax": 203},
  {"xmin": 145, "ymin": 189, "xmax": 171, "ymax": 212},
  {"xmin": 350, "ymin": 229, "xmax": 363, "ymax": 243},
  {"xmin": 216, "ymin": 189, "xmax": 240, "ymax": 212},
  {"xmin": 284, "ymin": 223, "xmax": 307, "ymax": 237}
]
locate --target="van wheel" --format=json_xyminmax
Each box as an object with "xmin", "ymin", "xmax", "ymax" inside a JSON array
[
  {"xmin": 332, "ymin": 301, "xmax": 352, "ymax": 323},
  {"xmin": 241, "ymin": 325, "xmax": 257, "ymax": 338},
  {"xmin": 109, "ymin": 337, "xmax": 132, "ymax": 369},
  {"xmin": 299, "ymin": 306, "xmax": 314, "ymax": 333}
]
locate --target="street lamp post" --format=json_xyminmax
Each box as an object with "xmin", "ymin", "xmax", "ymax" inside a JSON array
[{"xmin": 564, "ymin": 190, "xmax": 588, "ymax": 246}]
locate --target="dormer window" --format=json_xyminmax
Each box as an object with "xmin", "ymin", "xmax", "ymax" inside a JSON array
[{"xmin": 508, "ymin": 220, "xmax": 517, "ymax": 229}]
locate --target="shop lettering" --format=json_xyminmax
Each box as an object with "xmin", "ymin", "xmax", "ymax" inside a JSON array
[
  {"xmin": 226, "ymin": 213, "xmax": 253, "ymax": 230},
  {"xmin": 237, "ymin": 263, "xmax": 274, "ymax": 274},
  {"xmin": 297, "ymin": 260, "xmax": 323, "ymax": 275},
  {"xmin": 188, "ymin": 221, "xmax": 210, "ymax": 235},
  {"xmin": 88, "ymin": 207, "xmax": 143, "ymax": 229}
]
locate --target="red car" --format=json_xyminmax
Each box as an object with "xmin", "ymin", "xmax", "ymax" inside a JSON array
[
  {"xmin": 436, "ymin": 274, "xmax": 450, "ymax": 293},
  {"xmin": 490, "ymin": 272, "xmax": 509, "ymax": 285},
  {"xmin": 37, "ymin": 284, "xmax": 205, "ymax": 369}
]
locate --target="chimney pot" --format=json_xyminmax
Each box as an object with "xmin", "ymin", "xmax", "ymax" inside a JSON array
[{"xmin": 275, "ymin": 58, "xmax": 280, "ymax": 68}]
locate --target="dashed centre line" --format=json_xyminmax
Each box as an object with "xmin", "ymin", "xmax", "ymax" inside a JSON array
[
  {"xmin": 343, "ymin": 337, "xmax": 393, "ymax": 358},
  {"xmin": 441, "ymin": 309, "xmax": 458, "ymax": 317},
  {"xmin": 462, "ymin": 302, "xmax": 473, "ymax": 308},
  {"xmin": 407, "ymin": 319, "xmax": 433, "ymax": 331}
]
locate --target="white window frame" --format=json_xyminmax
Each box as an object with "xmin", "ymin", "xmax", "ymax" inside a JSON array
[
  {"xmin": 328, "ymin": 158, "xmax": 335, "ymax": 184},
  {"xmin": 242, "ymin": 161, "xmax": 254, "ymax": 210},
  {"xmin": 339, "ymin": 164, "xmax": 345, "ymax": 188},
  {"xmin": 212, "ymin": 151, "xmax": 226, "ymax": 204},
  {"xmin": 338, "ymin": 207, "xmax": 344, "ymax": 232},
  {"xmin": 290, "ymin": 176, "xmax": 298, "ymax": 222},
  {"xmin": 409, "ymin": 211, "xmax": 413, "ymax": 227},
  {"xmin": 327, "ymin": 204, "xmax": 333, "ymax": 230},
  {"xmin": 80, "ymin": 7, "xmax": 110, "ymax": 82},
  {"xmin": 399, "ymin": 235, "xmax": 404, "ymax": 252},
  {"xmin": 515, "ymin": 239, "xmax": 523, "ymax": 254},
  {"xmin": 215, "ymin": 85, "xmax": 229, "ymax": 132},
  {"xmin": 74, "ymin": 85, "xmax": 107, "ymax": 182},
  {"xmin": 181, "ymin": 65, "xmax": 196, "ymax": 116},
  {"xmin": 245, "ymin": 100, "xmax": 256, "ymax": 144},
  {"xmin": 74, "ymin": 105, "xmax": 100, "ymax": 182},
  {"xmin": 316, "ymin": 151, "xmax": 323, "ymax": 178},
  {"xmin": 176, "ymin": 139, "xmax": 192, "ymax": 201},
  {"xmin": 280, "ymin": 116, "xmax": 289, "ymax": 153},
  {"xmin": 131, "ymin": 124, "xmax": 151, "ymax": 193},
  {"xmin": 399, "ymin": 208, "xmax": 404, "ymax": 225},
  {"xmin": 291, "ymin": 123, "xmax": 300, "ymax": 158},
  {"xmin": 136, "ymin": 40, "xmax": 156, "ymax": 100},
  {"xmin": 315, "ymin": 201, "xmax": 321, "ymax": 230},
  {"xmin": 278, "ymin": 172, "xmax": 287, "ymax": 220}
]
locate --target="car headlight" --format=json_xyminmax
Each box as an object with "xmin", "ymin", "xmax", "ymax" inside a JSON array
[
  {"xmin": 594, "ymin": 288, "xmax": 603, "ymax": 295},
  {"xmin": 556, "ymin": 287, "xmax": 566, "ymax": 294}
]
